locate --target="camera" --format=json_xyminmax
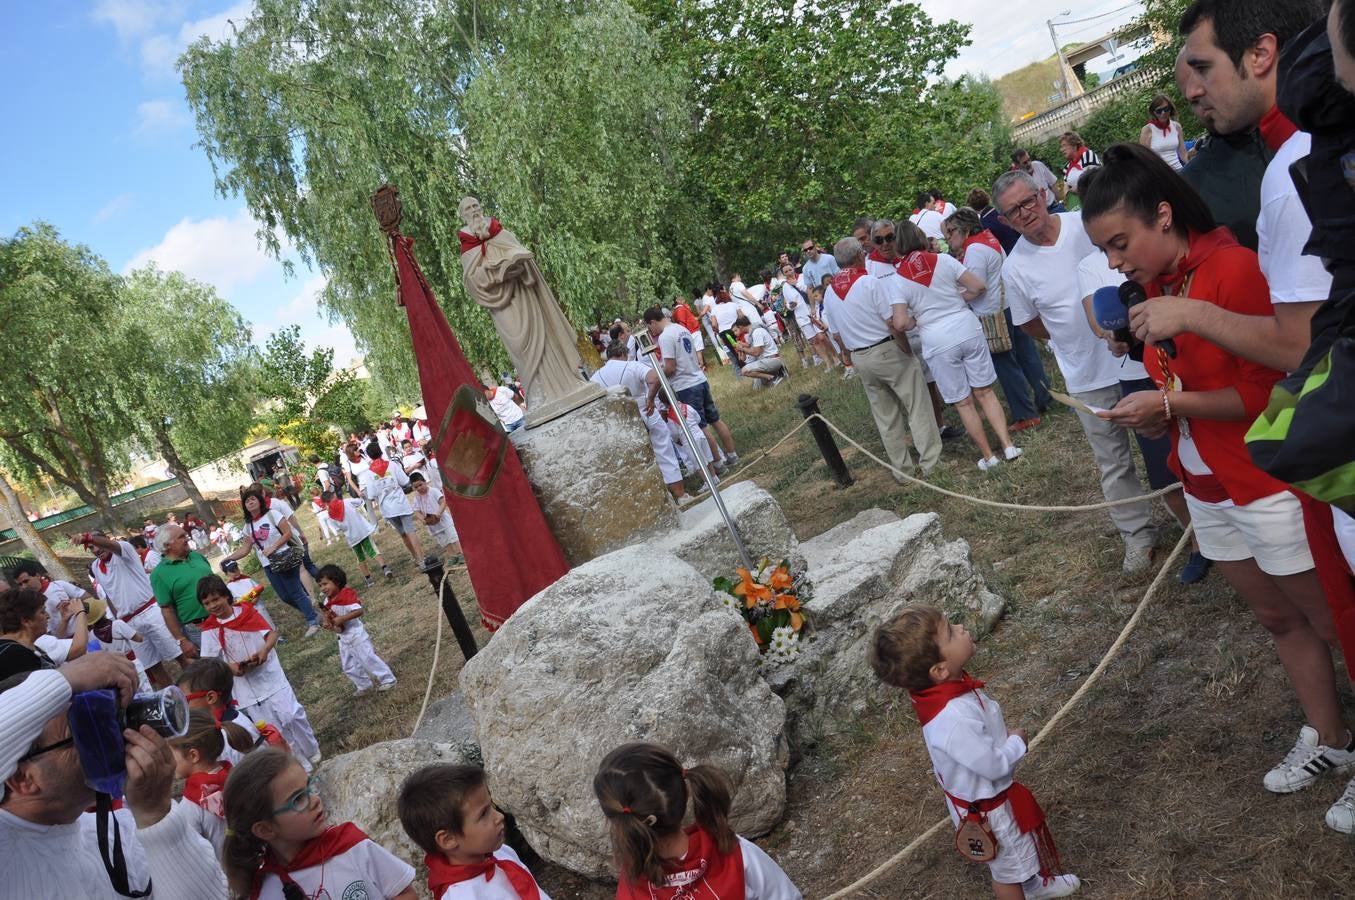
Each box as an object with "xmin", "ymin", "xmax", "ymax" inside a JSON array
[{"xmin": 69, "ymin": 686, "xmax": 189, "ymax": 797}]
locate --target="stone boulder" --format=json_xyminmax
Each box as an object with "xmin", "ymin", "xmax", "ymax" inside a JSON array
[
  {"xmin": 459, "ymin": 543, "xmax": 789, "ymax": 878},
  {"xmin": 410, "ymin": 690, "xmax": 480, "ymax": 759},
  {"xmin": 667, "ymin": 481, "xmax": 804, "ymax": 578},
  {"xmin": 768, "ymin": 510, "xmax": 1005, "ymax": 745},
  {"xmin": 318, "ymin": 738, "xmax": 476, "ymax": 898}
]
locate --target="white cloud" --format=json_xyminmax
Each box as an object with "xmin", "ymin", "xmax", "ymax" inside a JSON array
[
  {"xmin": 123, "ymin": 209, "xmax": 279, "ymax": 289},
  {"xmin": 91, "ymin": 0, "xmax": 182, "ymax": 41},
  {"xmin": 134, "ymin": 99, "xmax": 189, "ymax": 135},
  {"xmin": 136, "ymin": 0, "xmax": 254, "ymax": 77},
  {"xmin": 275, "ymin": 274, "xmax": 330, "ymax": 328},
  {"xmin": 265, "ymin": 273, "xmax": 362, "ymax": 367},
  {"xmin": 93, "ymin": 192, "xmax": 135, "ymax": 224}
]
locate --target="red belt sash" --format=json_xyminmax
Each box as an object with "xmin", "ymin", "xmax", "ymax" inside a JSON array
[
  {"xmin": 121, "ymin": 598, "xmax": 158, "ymax": 622},
  {"xmin": 943, "ymin": 781, "xmax": 1064, "ymax": 880}
]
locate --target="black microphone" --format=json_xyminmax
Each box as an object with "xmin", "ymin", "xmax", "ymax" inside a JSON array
[{"xmin": 1119, "ymin": 280, "xmax": 1176, "ymax": 358}]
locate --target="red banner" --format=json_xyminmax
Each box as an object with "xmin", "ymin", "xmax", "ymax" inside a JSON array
[{"xmin": 388, "ymin": 231, "xmax": 568, "ymax": 630}]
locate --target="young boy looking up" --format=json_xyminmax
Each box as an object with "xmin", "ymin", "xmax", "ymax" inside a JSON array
[{"xmin": 398, "ymin": 764, "xmax": 552, "ymax": 900}]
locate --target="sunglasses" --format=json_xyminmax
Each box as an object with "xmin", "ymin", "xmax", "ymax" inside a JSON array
[
  {"xmin": 1152, "ymin": 106, "xmax": 1172, "ymax": 115},
  {"xmin": 802, "ymin": 245, "xmax": 815, "ymax": 252},
  {"xmin": 872, "ymin": 233, "xmax": 895, "ymax": 245},
  {"xmin": 272, "ymin": 773, "xmax": 322, "ymax": 816}
]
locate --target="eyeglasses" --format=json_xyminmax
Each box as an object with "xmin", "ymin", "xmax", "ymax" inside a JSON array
[
  {"xmin": 801, "ymin": 245, "xmax": 815, "ymax": 252},
  {"xmin": 18, "ymin": 736, "xmax": 74, "ymax": 763},
  {"xmin": 1152, "ymin": 106, "xmax": 1172, "ymax": 115},
  {"xmin": 272, "ymin": 773, "xmax": 322, "ymax": 816},
  {"xmin": 1001, "ymin": 194, "xmax": 1041, "ymax": 219},
  {"xmin": 872, "ymin": 233, "xmax": 895, "ymax": 245}
]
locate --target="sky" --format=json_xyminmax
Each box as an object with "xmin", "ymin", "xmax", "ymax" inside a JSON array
[{"xmin": 1, "ymin": 0, "xmax": 1144, "ymax": 370}]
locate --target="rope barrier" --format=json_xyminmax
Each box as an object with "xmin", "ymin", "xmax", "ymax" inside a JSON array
[
  {"xmin": 818, "ymin": 525, "xmax": 1194, "ymax": 899},
  {"xmin": 409, "ymin": 566, "xmax": 451, "ymax": 738}
]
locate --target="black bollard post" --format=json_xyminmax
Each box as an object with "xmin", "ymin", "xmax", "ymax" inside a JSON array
[
  {"xmin": 422, "ymin": 558, "xmax": 479, "ymax": 661},
  {"xmin": 796, "ymin": 393, "xmax": 853, "ymax": 487}
]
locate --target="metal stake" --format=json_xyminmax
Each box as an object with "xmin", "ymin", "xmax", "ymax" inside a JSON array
[
  {"xmin": 421, "ymin": 558, "xmax": 479, "ymax": 661},
  {"xmin": 796, "ymin": 393, "xmax": 854, "ymax": 487},
  {"xmin": 638, "ymin": 331, "xmax": 756, "ymax": 572}
]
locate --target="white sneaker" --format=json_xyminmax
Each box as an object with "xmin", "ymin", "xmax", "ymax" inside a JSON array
[
  {"xmin": 1004, "ymin": 445, "xmax": 1023, "ymax": 461},
  {"xmin": 304, "ymin": 624, "xmax": 320, "ymax": 638},
  {"xmin": 377, "ymin": 681, "xmax": 397, "ymax": 692},
  {"xmin": 1325, "ymin": 774, "xmax": 1355, "ymax": 833},
  {"xmin": 724, "ymin": 452, "xmax": 740, "ymax": 467},
  {"xmin": 1023, "ymin": 873, "xmax": 1081, "ymax": 898},
  {"xmin": 1264, "ymin": 725, "xmax": 1355, "ymax": 794},
  {"xmin": 1121, "ymin": 542, "xmax": 1154, "ymax": 574},
  {"xmin": 842, "ymin": 366, "xmax": 857, "ymax": 379},
  {"xmin": 977, "ymin": 456, "xmax": 1001, "ymax": 471}
]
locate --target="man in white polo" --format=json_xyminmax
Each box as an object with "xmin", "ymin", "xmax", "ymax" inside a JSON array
[
  {"xmin": 821, "ymin": 237, "xmax": 940, "ymax": 479},
  {"xmin": 731, "ymin": 315, "xmax": 785, "ymax": 386},
  {"xmin": 994, "ymin": 169, "xmax": 1156, "ymax": 572},
  {"xmin": 75, "ymin": 531, "xmax": 183, "ymax": 687},
  {"xmin": 590, "ymin": 340, "xmax": 687, "ymax": 500}
]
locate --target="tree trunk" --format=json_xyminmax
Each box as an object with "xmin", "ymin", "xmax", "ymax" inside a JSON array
[
  {"xmin": 2, "ymin": 435, "xmax": 120, "ymax": 534},
  {"xmin": 0, "ymin": 470, "xmax": 73, "ymax": 580},
  {"xmin": 154, "ymin": 422, "xmax": 217, "ymax": 525}
]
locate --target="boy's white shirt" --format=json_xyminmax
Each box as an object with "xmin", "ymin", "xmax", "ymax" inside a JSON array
[
  {"xmin": 358, "ymin": 460, "xmax": 416, "ymax": 518},
  {"xmin": 435, "ymin": 844, "xmax": 554, "ymax": 900},
  {"xmin": 331, "ymin": 498, "xmax": 377, "ymax": 547},
  {"xmin": 327, "ymin": 597, "xmax": 371, "ymax": 644},
  {"xmin": 198, "ymin": 608, "xmax": 288, "ymax": 708},
  {"xmin": 920, "ymin": 688, "xmax": 1027, "ymax": 816}
]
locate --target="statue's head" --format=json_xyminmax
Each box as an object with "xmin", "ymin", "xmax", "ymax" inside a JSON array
[{"xmin": 458, "ymin": 196, "xmax": 485, "ymax": 226}]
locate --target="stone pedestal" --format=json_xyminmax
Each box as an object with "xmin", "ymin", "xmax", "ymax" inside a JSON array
[
  {"xmin": 524, "ymin": 380, "xmax": 604, "ymax": 428},
  {"xmin": 511, "ymin": 391, "xmax": 678, "ymax": 566}
]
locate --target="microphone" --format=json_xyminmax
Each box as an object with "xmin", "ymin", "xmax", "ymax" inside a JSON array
[
  {"xmin": 1092, "ymin": 285, "xmax": 1143, "ymax": 363},
  {"xmin": 1119, "ymin": 280, "xmax": 1176, "ymax": 358}
]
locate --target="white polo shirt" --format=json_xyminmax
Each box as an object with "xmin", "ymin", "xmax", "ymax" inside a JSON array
[
  {"xmin": 656, "ymin": 322, "xmax": 706, "ymax": 391},
  {"xmin": 1257, "ymin": 131, "xmax": 1332, "ymax": 308},
  {"xmin": 822, "ymin": 267, "xmax": 920, "ymax": 351},
  {"xmin": 89, "ymin": 540, "xmax": 156, "ymax": 617}
]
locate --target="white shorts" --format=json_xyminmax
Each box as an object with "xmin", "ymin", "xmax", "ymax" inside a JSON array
[
  {"xmin": 797, "ymin": 318, "xmax": 821, "ymax": 341},
  {"xmin": 126, "ymin": 605, "xmax": 181, "ymax": 669},
  {"xmin": 928, "ymin": 335, "xmax": 997, "ymax": 404},
  {"xmin": 946, "ymin": 799, "xmax": 1040, "ymax": 885},
  {"xmin": 906, "ymin": 332, "xmax": 935, "ymax": 383},
  {"xmin": 1186, "ymin": 490, "xmax": 1314, "ymax": 576}
]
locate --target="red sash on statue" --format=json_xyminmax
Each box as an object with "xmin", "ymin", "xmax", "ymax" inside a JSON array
[
  {"xmin": 616, "ymin": 827, "xmax": 743, "ymax": 900},
  {"xmin": 457, "ymin": 218, "xmax": 504, "ymax": 257}
]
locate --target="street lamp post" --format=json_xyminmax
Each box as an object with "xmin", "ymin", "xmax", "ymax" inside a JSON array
[{"xmin": 1047, "ymin": 10, "xmax": 1074, "ymax": 101}]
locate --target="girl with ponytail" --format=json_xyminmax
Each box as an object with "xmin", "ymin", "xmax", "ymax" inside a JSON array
[
  {"xmin": 593, "ymin": 743, "xmax": 801, "ymax": 899},
  {"xmin": 222, "ymin": 747, "xmax": 416, "ymax": 900}
]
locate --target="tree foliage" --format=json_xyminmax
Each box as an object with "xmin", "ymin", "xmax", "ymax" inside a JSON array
[
  {"xmin": 310, "ymin": 371, "xmax": 386, "ymax": 434},
  {"xmin": 257, "ymin": 324, "xmax": 334, "ymax": 424}
]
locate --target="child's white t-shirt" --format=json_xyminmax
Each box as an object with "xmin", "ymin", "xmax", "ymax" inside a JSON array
[
  {"xmin": 358, "ymin": 461, "xmax": 415, "ymax": 519},
  {"xmin": 198, "ymin": 609, "xmax": 287, "ymax": 708},
  {"xmin": 253, "ymin": 837, "xmax": 415, "ymax": 900},
  {"xmin": 412, "ymin": 486, "xmax": 457, "ymax": 542},
  {"xmin": 226, "ymin": 577, "xmax": 263, "ymax": 603},
  {"xmin": 327, "ymin": 597, "xmax": 371, "ymax": 645},
  {"xmin": 920, "ymin": 688, "xmax": 1027, "ymax": 816},
  {"xmin": 436, "ymin": 844, "xmax": 554, "ymax": 900},
  {"xmin": 216, "ymin": 713, "xmax": 261, "ymax": 766},
  {"xmin": 330, "ymin": 499, "xmax": 377, "ymax": 547}
]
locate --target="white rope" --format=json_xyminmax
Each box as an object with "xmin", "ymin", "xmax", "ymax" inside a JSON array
[
  {"xmin": 409, "ymin": 566, "xmax": 450, "ymax": 738},
  {"xmin": 818, "ymin": 525, "xmax": 1194, "ymax": 899}
]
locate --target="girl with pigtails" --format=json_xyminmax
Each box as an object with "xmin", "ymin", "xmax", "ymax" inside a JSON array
[{"xmin": 593, "ymin": 742, "xmax": 801, "ymax": 899}]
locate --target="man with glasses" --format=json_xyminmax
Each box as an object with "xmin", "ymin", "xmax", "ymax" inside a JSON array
[
  {"xmin": 800, "ymin": 238, "xmax": 839, "ymax": 288},
  {"xmin": 0, "ymin": 652, "xmax": 228, "ymax": 898},
  {"xmin": 993, "ymin": 170, "xmax": 1157, "ymax": 573},
  {"xmin": 1009, "ymin": 149, "xmax": 1063, "ymax": 213}
]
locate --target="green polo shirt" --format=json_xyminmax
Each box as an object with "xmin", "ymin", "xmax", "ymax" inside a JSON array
[{"xmin": 150, "ymin": 551, "xmax": 212, "ymax": 625}]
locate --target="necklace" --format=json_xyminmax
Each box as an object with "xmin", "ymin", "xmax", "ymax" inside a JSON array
[{"xmin": 1158, "ymin": 273, "xmax": 1194, "ymax": 440}]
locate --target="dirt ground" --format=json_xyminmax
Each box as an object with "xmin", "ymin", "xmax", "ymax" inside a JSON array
[{"xmin": 123, "ymin": 346, "xmax": 1355, "ymax": 898}]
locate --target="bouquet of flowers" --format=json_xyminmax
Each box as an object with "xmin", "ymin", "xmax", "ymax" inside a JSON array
[{"xmin": 714, "ymin": 558, "xmax": 808, "ymax": 662}]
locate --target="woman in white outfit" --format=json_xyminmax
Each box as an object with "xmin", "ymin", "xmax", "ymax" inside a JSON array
[{"xmin": 1138, "ymin": 94, "xmax": 1191, "ymax": 171}]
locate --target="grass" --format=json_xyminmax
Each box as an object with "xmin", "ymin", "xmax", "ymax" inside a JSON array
[{"xmin": 143, "ymin": 344, "xmax": 1355, "ymax": 897}]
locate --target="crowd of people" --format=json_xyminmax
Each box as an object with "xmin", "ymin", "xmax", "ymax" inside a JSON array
[{"xmin": 2, "ymin": 0, "xmax": 1355, "ymax": 897}]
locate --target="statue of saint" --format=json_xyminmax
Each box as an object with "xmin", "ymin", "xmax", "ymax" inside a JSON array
[{"xmin": 457, "ymin": 197, "xmax": 601, "ymax": 426}]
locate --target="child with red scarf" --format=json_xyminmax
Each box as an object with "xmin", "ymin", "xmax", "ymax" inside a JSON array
[
  {"xmin": 593, "ymin": 742, "xmax": 800, "ymax": 900},
  {"xmin": 197, "ymin": 575, "xmax": 323, "ymax": 773},
  {"xmin": 871, "ymin": 606, "xmax": 1080, "ymax": 899},
  {"xmin": 398, "ymin": 763, "xmax": 552, "ymax": 900},
  {"xmin": 1088, "ymin": 143, "xmax": 1355, "ymax": 827},
  {"xmin": 222, "ymin": 747, "xmax": 416, "ymax": 900},
  {"xmin": 316, "ymin": 564, "xmax": 397, "ymax": 695},
  {"xmin": 320, "ymin": 489, "xmax": 392, "ymax": 586},
  {"xmin": 172, "ymin": 708, "xmax": 233, "ymax": 856}
]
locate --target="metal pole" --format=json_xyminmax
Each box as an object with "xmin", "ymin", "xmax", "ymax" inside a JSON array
[
  {"xmin": 1048, "ymin": 13, "xmax": 1074, "ymax": 102},
  {"xmin": 422, "ymin": 559, "xmax": 478, "ymax": 661},
  {"xmin": 638, "ymin": 331, "xmax": 756, "ymax": 573},
  {"xmin": 796, "ymin": 394, "xmax": 853, "ymax": 487}
]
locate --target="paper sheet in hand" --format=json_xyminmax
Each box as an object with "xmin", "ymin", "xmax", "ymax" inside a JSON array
[{"xmin": 1048, "ymin": 389, "xmax": 1108, "ymax": 417}]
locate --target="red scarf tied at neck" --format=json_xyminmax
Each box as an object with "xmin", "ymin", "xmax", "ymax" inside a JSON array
[
  {"xmin": 1148, "ymin": 117, "xmax": 1173, "ymax": 137},
  {"xmin": 1151, "ymin": 226, "xmax": 1239, "ymax": 298},
  {"xmin": 908, "ymin": 671, "xmax": 985, "ymax": 725},
  {"xmin": 1258, "ymin": 105, "xmax": 1298, "ymax": 152},
  {"xmin": 250, "ymin": 823, "xmax": 368, "ymax": 900},
  {"xmin": 962, "ymin": 230, "xmax": 1004, "ymax": 257},
  {"xmin": 457, "ymin": 218, "xmax": 504, "ymax": 257},
  {"xmin": 202, "ymin": 602, "xmax": 272, "ymax": 654},
  {"xmin": 368, "ymin": 458, "xmax": 390, "ymax": 478},
  {"xmin": 327, "ymin": 498, "xmax": 347, "ymax": 522},
  {"xmin": 895, "ymin": 250, "xmax": 938, "ymax": 288},
  {"xmin": 425, "ymin": 851, "xmax": 541, "ymax": 900}
]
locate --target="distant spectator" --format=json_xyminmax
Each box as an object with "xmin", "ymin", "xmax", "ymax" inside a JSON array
[
  {"xmin": 1139, "ymin": 94, "xmax": 1191, "ymax": 170},
  {"xmin": 1059, "ymin": 131, "xmax": 1101, "ymax": 196},
  {"xmin": 1010, "ymin": 148, "xmax": 1063, "ymax": 211}
]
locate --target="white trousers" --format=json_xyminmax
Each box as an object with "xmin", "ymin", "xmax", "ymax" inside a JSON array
[
  {"xmin": 315, "ymin": 514, "xmax": 338, "ymax": 541},
  {"xmin": 338, "ymin": 634, "xmax": 396, "ymax": 689},
  {"xmin": 243, "ymin": 681, "xmax": 320, "ymax": 770},
  {"xmin": 642, "ymin": 410, "xmax": 683, "ymax": 484},
  {"xmin": 124, "ymin": 605, "xmax": 180, "ymax": 669}
]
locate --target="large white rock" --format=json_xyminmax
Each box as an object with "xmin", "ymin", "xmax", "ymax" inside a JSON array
[
  {"xmin": 668, "ymin": 481, "xmax": 804, "ymax": 578},
  {"xmin": 318, "ymin": 738, "xmax": 476, "ymax": 898},
  {"xmin": 459, "ymin": 543, "xmax": 789, "ymax": 878},
  {"xmin": 771, "ymin": 510, "xmax": 1005, "ymax": 745}
]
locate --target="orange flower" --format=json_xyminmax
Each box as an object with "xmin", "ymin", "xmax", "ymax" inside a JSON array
[
  {"xmin": 768, "ymin": 566, "xmax": 794, "ymax": 591},
  {"xmin": 772, "ymin": 591, "xmax": 799, "ymax": 611},
  {"xmin": 790, "ymin": 611, "xmax": 804, "ymax": 632},
  {"xmin": 734, "ymin": 567, "xmax": 771, "ymax": 608},
  {"xmin": 748, "ymin": 622, "xmax": 764, "ymax": 645}
]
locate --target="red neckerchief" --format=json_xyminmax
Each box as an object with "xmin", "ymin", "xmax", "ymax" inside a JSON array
[
  {"xmin": 829, "ymin": 265, "xmax": 869, "ymax": 300},
  {"xmin": 1148, "ymin": 117, "xmax": 1173, "ymax": 137},
  {"xmin": 182, "ymin": 762, "xmax": 232, "ymax": 807},
  {"xmin": 98, "ymin": 556, "xmax": 111, "ymax": 575},
  {"xmin": 1258, "ymin": 105, "xmax": 1298, "ymax": 152},
  {"xmin": 39, "ymin": 576, "xmax": 51, "ymax": 593},
  {"xmin": 1150, "ymin": 227, "xmax": 1239, "ymax": 298},
  {"xmin": 368, "ymin": 458, "xmax": 390, "ymax": 478},
  {"xmin": 425, "ymin": 850, "xmax": 542, "ymax": 900},
  {"xmin": 908, "ymin": 671, "xmax": 986, "ymax": 726},
  {"xmin": 895, "ymin": 250, "xmax": 938, "ymax": 288},
  {"xmin": 203, "ymin": 602, "xmax": 272, "ymax": 653},
  {"xmin": 329, "ymin": 586, "xmax": 360, "ymax": 609},
  {"xmin": 962, "ymin": 230, "xmax": 1004, "ymax": 257},
  {"xmin": 866, "ymin": 248, "xmax": 891, "ymax": 265},
  {"xmin": 328, "ymin": 498, "xmax": 347, "ymax": 522},
  {"xmin": 617, "ymin": 826, "xmax": 743, "ymax": 900},
  {"xmin": 457, "ymin": 218, "xmax": 503, "ymax": 256},
  {"xmin": 251, "ymin": 822, "xmax": 369, "ymax": 900}
]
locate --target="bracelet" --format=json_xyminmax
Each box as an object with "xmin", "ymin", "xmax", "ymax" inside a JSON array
[{"xmin": 1160, "ymin": 390, "xmax": 1173, "ymax": 420}]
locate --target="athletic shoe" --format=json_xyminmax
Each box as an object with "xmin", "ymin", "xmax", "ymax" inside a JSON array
[
  {"xmin": 842, "ymin": 366, "xmax": 857, "ymax": 379},
  {"xmin": 304, "ymin": 624, "xmax": 320, "ymax": 638},
  {"xmin": 977, "ymin": 456, "xmax": 1001, "ymax": 471},
  {"xmin": 770, "ymin": 373, "xmax": 787, "ymax": 386},
  {"xmin": 1122, "ymin": 542, "xmax": 1154, "ymax": 574},
  {"xmin": 1179, "ymin": 551, "xmax": 1212, "ymax": 585},
  {"xmin": 1264, "ymin": 725, "xmax": 1355, "ymax": 793},
  {"xmin": 724, "ymin": 452, "xmax": 740, "ymax": 467},
  {"xmin": 1003, "ymin": 446, "xmax": 1024, "ymax": 461},
  {"xmin": 364, "ymin": 576, "xmax": 376, "ymax": 588},
  {"xmin": 355, "ymin": 685, "xmax": 372, "ymax": 696},
  {"xmin": 711, "ymin": 460, "xmax": 727, "ymax": 475},
  {"xmin": 383, "ymin": 566, "xmax": 394, "ymax": 579},
  {"xmin": 1011, "ymin": 417, "xmax": 1041, "ymax": 431},
  {"xmin": 377, "ymin": 681, "xmax": 397, "ymax": 692},
  {"xmin": 1023, "ymin": 873, "xmax": 1081, "ymax": 898},
  {"xmin": 1325, "ymin": 774, "xmax": 1355, "ymax": 833},
  {"xmin": 939, "ymin": 425, "xmax": 962, "ymax": 440}
]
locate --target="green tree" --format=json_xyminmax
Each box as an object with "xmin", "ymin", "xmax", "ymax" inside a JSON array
[
  {"xmin": 119, "ymin": 265, "xmax": 259, "ymax": 525},
  {"xmin": 310, "ymin": 372, "xmax": 386, "ymax": 434},
  {"xmin": 257, "ymin": 324, "xmax": 334, "ymax": 424},
  {"xmin": 0, "ymin": 468, "xmax": 72, "ymax": 579},
  {"xmin": 0, "ymin": 223, "xmax": 136, "ymax": 533}
]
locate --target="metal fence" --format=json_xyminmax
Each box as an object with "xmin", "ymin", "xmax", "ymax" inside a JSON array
[{"xmin": 0, "ymin": 478, "xmax": 178, "ymax": 541}]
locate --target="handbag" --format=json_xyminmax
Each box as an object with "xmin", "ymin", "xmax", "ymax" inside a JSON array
[
  {"xmin": 953, "ymin": 803, "xmax": 1000, "ymax": 863},
  {"xmin": 267, "ymin": 543, "xmax": 304, "ymax": 574},
  {"xmin": 978, "ymin": 277, "xmax": 1013, "ymax": 355}
]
